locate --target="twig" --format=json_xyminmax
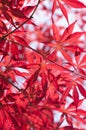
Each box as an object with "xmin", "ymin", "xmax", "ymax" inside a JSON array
[{"xmin": 0, "ymin": 0, "xmax": 40, "ymax": 41}]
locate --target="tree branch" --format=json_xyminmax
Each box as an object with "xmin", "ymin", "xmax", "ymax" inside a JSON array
[{"xmin": 0, "ymin": 0, "xmax": 40, "ymax": 41}]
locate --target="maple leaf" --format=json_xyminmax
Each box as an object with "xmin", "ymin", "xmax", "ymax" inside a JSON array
[{"xmin": 57, "ymin": 0, "xmax": 69, "ymax": 23}]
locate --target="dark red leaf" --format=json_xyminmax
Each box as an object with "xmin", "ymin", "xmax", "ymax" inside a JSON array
[
  {"xmin": 41, "ymin": 72, "xmax": 47, "ymax": 92},
  {"xmin": 3, "ymin": 9, "xmax": 14, "ymax": 26},
  {"xmin": 22, "ymin": 6, "xmax": 35, "ymax": 16},
  {"xmin": 7, "ymin": 111, "xmax": 20, "ymax": 129},
  {"xmin": 26, "ymin": 68, "xmax": 40, "ymax": 89},
  {"xmin": 0, "ymin": 85, "xmax": 4, "ymax": 98},
  {"xmin": 77, "ymin": 83, "xmax": 86, "ymax": 98},
  {"xmin": 11, "ymin": 42, "xmax": 19, "ymax": 60},
  {"xmin": 73, "ymin": 87, "xmax": 79, "ymax": 108},
  {"xmin": 66, "ymin": 115, "xmax": 72, "ymax": 126},
  {"xmin": 11, "ymin": 8, "xmax": 26, "ymax": 18}
]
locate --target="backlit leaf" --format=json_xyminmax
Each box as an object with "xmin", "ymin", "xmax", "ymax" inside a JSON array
[
  {"xmin": 60, "ymin": 20, "xmax": 77, "ymax": 42},
  {"xmin": 64, "ymin": 32, "xmax": 85, "ymax": 43},
  {"xmin": 58, "ymin": 0, "xmax": 69, "ymax": 23},
  {"xmin": 22, "ymin": 6, "xmax": 35, "ymax": 16},
  {"xmin": 62, "ymin": 0, "xmax": 86, "ymax": 8},
  {"xmin": 52, "ymin": 20, "xmax": 59, "ymax": 42},
  {"xmin": 52, "ymin": 0, "xmax": 57, "ymax": 15},
  {"xmin": 60, "ymin": 49, "xmax": 72, "ymax": 64},
  {"xmin": 60, "ymin": 85, "xmax": 72, "ymax": 103}
]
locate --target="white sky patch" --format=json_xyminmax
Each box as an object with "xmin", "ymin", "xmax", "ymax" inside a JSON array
[{"xmin": 79, "ymin": 0, "xmax": 86, "ymax": 4}]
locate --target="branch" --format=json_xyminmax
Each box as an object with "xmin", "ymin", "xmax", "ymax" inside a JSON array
[
  {"xmin": 6, "ymin": 37, "xmax": 85, "ymax": 80},
  {"xmin": 0, "ymin": 0, "xmax": 40, "ymax": 41}
]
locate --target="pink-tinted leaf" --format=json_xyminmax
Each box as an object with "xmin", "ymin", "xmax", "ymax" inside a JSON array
[
  {"xmin": 77, "ymin": 109, "xmax": 86, "ymax": 116},
  {"xmin": 17, "ymin": 0, "xmax": 25, "ymax": 6},
  {"xmin": 64, "ymin": 32, "xmax": 85, "ymax": 43},
  {"xmin": 60, "ymin": 20, "xmax": 77, "ymax": 42},
  {"xmin": 48, "ymin": 50, "xmax": 57, "ymax": 62},
  {"xmin": 79, "ymin": 54, "xmax": 86, "ymax": 65},
  {"xmin": 60, "ymin": 49, "xmax": 72, "ymax": 64},
  {"xmin": 75, "ymin": 115, "xmax": 86, "ymax": 124},
  {"xmin": 52, "ymin": 20, "xmax": 59, "ymax": 42},
  {"xmin": 62, "ymin": 0, "xmax": 86, "ymax": 8},
  {"xmin": 14, "ymin": 69, "xmax": 29, "ymax": 78},
  {"xmin": 66, "ymin": 115, "xmax": 72, "ymax": 126},
  {"xmin": 27, "ymin": 19, "xmax": 37, "ymax": 26},
  {"xmin": 58, "ymin": 1, "xmax": 69, "ymax": 23},
  {"xmin": 52, "ymin": 0, "xmax": 57, "ymax": 15}
]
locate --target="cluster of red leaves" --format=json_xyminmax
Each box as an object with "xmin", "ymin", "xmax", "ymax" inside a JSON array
[{"xmin": 0, "ymin": 0, "xmax": 86, "ymax": 129}]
